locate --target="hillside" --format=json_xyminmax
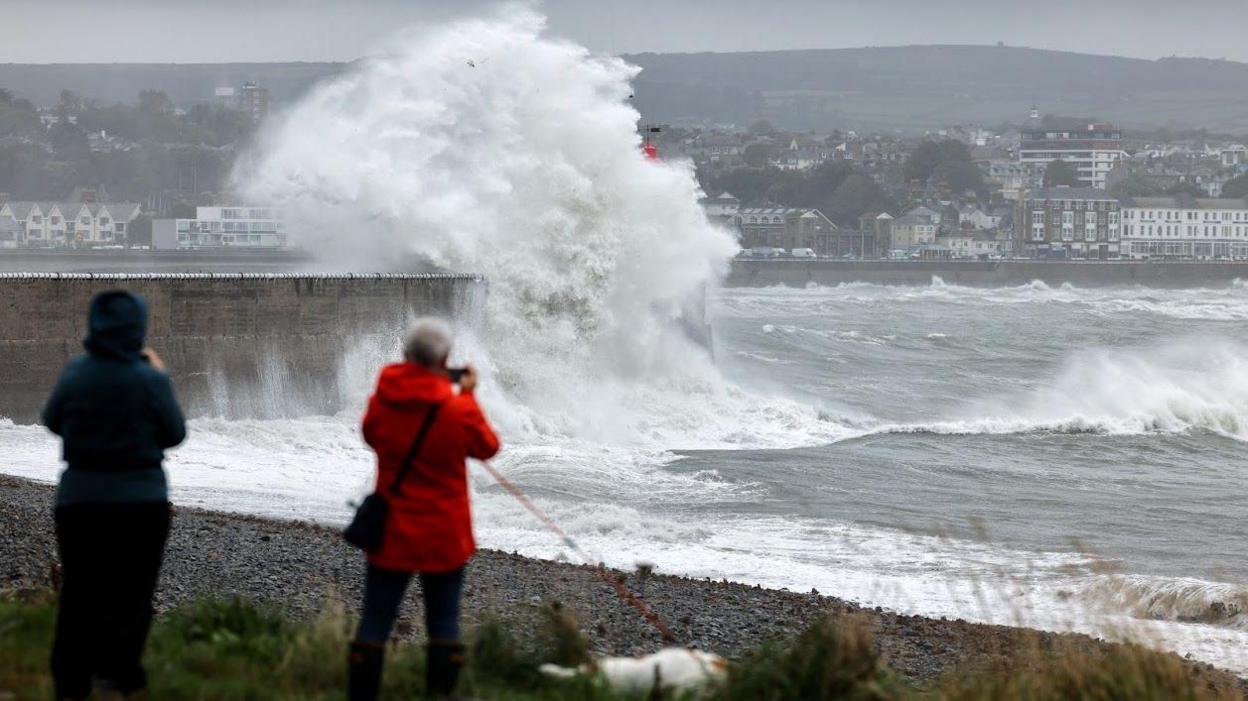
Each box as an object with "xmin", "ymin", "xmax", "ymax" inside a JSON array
[
  {"xmin": 626, "ymin": 45, "xmax": 1248, "ymax": 132},
  {"xmin": 2, "ymin": 46, "xmax": 1247, "ymax": 132},
  {"xmin": 0, "ymin": 62, "xmax": 345, "ymax": 110}
]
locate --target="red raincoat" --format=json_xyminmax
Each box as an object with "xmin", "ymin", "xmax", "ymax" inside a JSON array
[{"xmin": 362, "ymin": 362, "xmax": 501, "ymax": 573}]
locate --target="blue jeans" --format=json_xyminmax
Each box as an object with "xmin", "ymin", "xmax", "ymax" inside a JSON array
[{"xmin": 355, "ymin": 565, "xmax": 465, "ymax": 643}]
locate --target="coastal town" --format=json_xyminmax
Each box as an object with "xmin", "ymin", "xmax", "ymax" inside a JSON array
[
  {"xmin": 688, "ymin": 108, "xmax": 1248, "ymax": 261},
  {"xmin": 1, "ymin": 83, "xmax": 1247, "ymax": 263}
]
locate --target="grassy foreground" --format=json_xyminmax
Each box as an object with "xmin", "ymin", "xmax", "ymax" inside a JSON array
[{"xmin": 0, "ymin": 590, "xmax": 1240, "ymax": 700}]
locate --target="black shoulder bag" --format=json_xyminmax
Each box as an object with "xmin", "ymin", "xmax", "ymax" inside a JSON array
[{"xmin": 344, "ymin": 403, "xmax": 442, "ymax": 552}]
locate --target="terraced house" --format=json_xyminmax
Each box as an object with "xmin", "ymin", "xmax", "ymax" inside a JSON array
[
  {"xmin": 736, "ymin": 207, "xmax": 837, "ymax": 251},
  {"xmin": 0, "ymin": 200, "xmax": 142, "ymax": 248},
  {"xmin": 1016, "ymin": 186, "xmax": 1121, "ymax": 259},
  {"xmin": 1121, "ymin": 196, "xmax": 1248, "ymax": 260}
]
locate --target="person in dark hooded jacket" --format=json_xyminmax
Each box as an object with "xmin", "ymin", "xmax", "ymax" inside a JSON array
[{"xmin": 42, "ymin": 290, "xmax": 186, "ymax": 700}]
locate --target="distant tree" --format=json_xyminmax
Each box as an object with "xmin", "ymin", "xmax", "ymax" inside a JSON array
[
  {"xmin": 169, "ymin": 202, "xmax": 197, "ymax": 218},
  {"xmin": 1154, "ymin": 126, "xmax": 1173, "ymax": 144},
  {"xmin": 1165, "ymin": 182, "xmax": 1204, "ymax": 198},
  {"xmin": 186, "ymin": 103, "xmax": 256, "ymax": 147},
  {"xmin": 743, "ymin": 143, "xmax": 776, "ymax": 168},
  {"xmin": 137, "ymin": 90, "xmax": 174, "ymax": 115},
  {"xmin": 748, "ymin": 119, "xmax": 776, "ymax": 136},
  {"xmin": 1222, "ymin": 174, "xmax": 1248, "ymax": 199},
  {"xmin": 905, "ymin": 139, "xmax": 972, "ymax": 183},
  {"xmin": 47, "ymin": 122, "xmax": 89, "ymax": 161},
  {"xmin": 1108, "ymin": 172, "xmax": 1160, "ymax": 199},
  {"xmin": 824, "ymin": 173, "xmax": 896, "ymax": 225},
  {"xmin": 937, "ymin": 140, "xmax": 973, "ymax": 162},
  {"xmin": 57, "ymin": 90, "xmax": 84, "ymax": 118},
  {"xmin": 905, "ymin": 141, "xmax": 944, "ymax": 183},
  {"xmin": 931, "ymin": 159, "xmax": 986, "ymax": 195},
  {"xmin": 768, "ymin": 161, "xmax": 856, "ymax": 207},
  {"xmin": 127, "ymin": 214, "xmax": 152, "ymax": 247},
  {"xmin": 0, "ymin": 93, "xmax": 42, "ymax": 138},
  {"xmin": 1043, "ymin": 160, "xmax": 1079, "ymax": 187},
  {"xmin": 702, "ymin": 167, "xmax": 785, "ymax": 205}
]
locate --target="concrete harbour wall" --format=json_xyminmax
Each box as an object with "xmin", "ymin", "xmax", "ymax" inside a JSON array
[
  {"xmin": 727, "ymin": 260, "xmax": 1248, "ymax": 288},
  {"xmin": 0, "ymin": 273, "xmax": 484, "ymax": 424}
]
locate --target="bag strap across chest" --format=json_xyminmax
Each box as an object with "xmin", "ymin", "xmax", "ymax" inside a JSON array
[{"xmin": 389, "ymin": 403, "xmax": 443, "ymax": 496}]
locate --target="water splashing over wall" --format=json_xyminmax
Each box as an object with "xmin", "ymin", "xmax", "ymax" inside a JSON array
[{"xmin": 239, "ymin": 7, "xmax": 840, "ymax": 448}]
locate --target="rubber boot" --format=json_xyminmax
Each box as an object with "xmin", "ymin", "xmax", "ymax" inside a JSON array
[
  {"xmin": 425, "ymin": 639, "xmax": 465, "ymax": 699},
  {"xmin": 348, "ymin": 641, "xmax": 386, "ymax": 701}
]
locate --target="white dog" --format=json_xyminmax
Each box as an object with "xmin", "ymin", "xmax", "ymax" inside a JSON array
[{"xmin": 539, "ymin": 647, "xmax": 728, "ymax": 695}]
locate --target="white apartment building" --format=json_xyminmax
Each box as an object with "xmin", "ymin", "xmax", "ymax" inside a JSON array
[
  {"xmin": 154, "ymin": 205, "xmax": 287, "ymax": 250},
  {"xmin": 1121, "ymin": 196, "xmax": 1248, "ymax": 260},
  {"xmin": 0, "ymin": 200, "xmax": 141, "ymax": 247},
  {"xmin": 1018, "ymin": 110, "xmax": 1126, "ymax": 190}
]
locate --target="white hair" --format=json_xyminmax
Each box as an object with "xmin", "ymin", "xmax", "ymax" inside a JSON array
[{"xmin": 403, "ymin": 317, "xmax": 453, "ymax": 367}]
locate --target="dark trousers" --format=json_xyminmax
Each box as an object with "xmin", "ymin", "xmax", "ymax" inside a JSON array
[
  {"xmin": 355, "ymin": 565, "xmax": 465, "ymax": 644},
  {"xmin": 51, "ymin": 501, "xmax": 171, "ymax": 699}
]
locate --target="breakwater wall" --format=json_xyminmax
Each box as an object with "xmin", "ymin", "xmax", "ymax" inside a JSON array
[
  {"xmin": 727, "ymin": 260, "xmax": 1248, "ymax": 288},
  {"xmin": 0, "ymin": 273, "xmax": 484, "ymax": 424},
  {"xmin": 0, "ymin": 249, "xmax": 318, "ymax": 274}
]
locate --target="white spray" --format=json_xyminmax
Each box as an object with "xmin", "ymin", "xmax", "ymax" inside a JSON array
[{"xmin": 237, "ymin": 6, "xmax": 841, "ymax": 450}]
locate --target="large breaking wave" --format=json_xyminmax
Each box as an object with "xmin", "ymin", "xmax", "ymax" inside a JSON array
[
  {"xmin": 237, "ymin": 5, "xmax": 844, "ymax": 452},
  {"xmin": 884, "ymin": 340, "xmax": 1248, "ymax": 440},
  {"xmin": 723, "ymin": 281, "xmax": 1248, "ymax": 441}
]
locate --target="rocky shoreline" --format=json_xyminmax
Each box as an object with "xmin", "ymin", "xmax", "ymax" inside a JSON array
[{"xmin": 1, "ymin": 474, "xmax": 1240, "ymax": 691}]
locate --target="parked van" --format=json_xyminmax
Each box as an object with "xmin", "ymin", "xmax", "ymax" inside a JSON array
[{"xmin": 790, "ymin": 248, "xmax": 816, "ymax": 259}]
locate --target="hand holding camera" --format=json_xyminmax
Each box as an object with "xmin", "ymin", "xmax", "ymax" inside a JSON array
[{"xmin": 448, "ymin": 365, "xmax": 478, "ymax": 392}]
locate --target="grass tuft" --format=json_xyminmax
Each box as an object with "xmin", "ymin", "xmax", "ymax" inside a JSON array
[
  {"xmin": 708, "ymin": 614, "xmax": 907, "ymax": 701},
  {"xmin": 537, "ymin": 602, "xmax": 593, "ymax": 668},
  {"xmin": 939, "ymin": 642, "xmax": 1242, "ymax": 701}
]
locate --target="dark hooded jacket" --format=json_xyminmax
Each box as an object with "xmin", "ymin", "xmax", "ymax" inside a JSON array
[{"xmin": 42, "ymin": 291, "xmax": 187, "ymax": 506}]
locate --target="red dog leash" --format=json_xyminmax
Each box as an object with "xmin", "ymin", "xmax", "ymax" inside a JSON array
[{"xmin": 479, "ymin": 460, "xmax": 678, "ymax": 643}]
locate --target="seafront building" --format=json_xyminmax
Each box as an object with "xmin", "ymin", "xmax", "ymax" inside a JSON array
[
  {"xmin": 1016, "ymin": 186, "xmax": 1121, "ymax": 259},
  {"xmin": 735, "ymin": 207, "xmax": 837, "ymax": 251},
  {"xmin": 0, "ymin": 199, "xmax": 141, "ymax": 248},
  {"xmin": 1120, "ymin": 196, "xmax": 1248, "ymax": 260},
  {"xmin": 153, "ymin": 206, "xmax": 286, "ymax": 250},
  {"xmin": 1018, "ymin": 110, "xmax": 1126, "ymax": 190},
  {"xmin": 698, "ymin": 192, "xmax": 741, "ymax": 227},
  {"xmin": 889, "ymin": 206, "xmax": 939, "ymax": 251}
]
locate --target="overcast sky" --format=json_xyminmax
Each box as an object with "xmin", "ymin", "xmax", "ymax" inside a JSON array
[{"xmin": 3, "ymin": 0, "xmax": 1246, "ymax": 64}]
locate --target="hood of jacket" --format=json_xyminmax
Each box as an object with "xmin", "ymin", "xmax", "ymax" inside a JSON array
[
  {"xmin": 83, "ymin": 290, "xmax": 148, "ymax": 362},
  {"xmin": 375, "ymin": 362, "xmax": 455, "ymax": 408}
]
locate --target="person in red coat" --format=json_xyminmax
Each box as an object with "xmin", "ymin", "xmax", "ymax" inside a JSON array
[{"xmin": 348, "ymin": 317, "xmax": 500, "ymax": 700}]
